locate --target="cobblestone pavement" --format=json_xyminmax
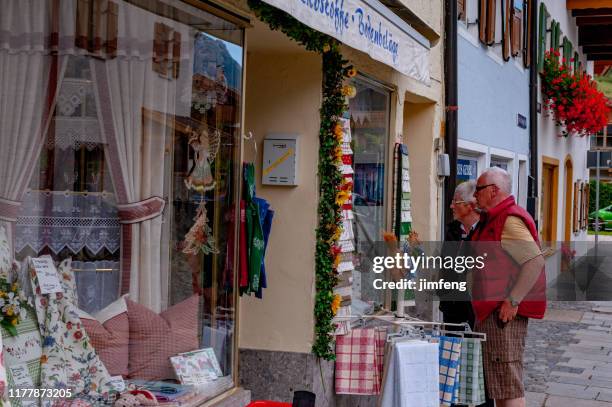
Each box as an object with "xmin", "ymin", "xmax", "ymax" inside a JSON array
[
  {"xmin": 525, "ymin": 301, "xmax": 612, "ymax": 407},
  {"xmin": 522, "ymin": 238, "xmax": 612, "ymax": 406}
]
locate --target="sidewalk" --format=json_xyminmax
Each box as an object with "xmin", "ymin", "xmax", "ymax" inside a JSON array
[{"xmin": 525, "ymin": 235, "xmax": 612, "ymax": 405}]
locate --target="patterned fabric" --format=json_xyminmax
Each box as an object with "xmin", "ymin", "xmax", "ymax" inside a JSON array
[
  {"xmin": 438, "ymin": 336, "xmax": 462, "ymax": 406},
  {"xmin": 476, "ymin": 313, "xmax": 528, "ymax": 399},
  {"xmin": 457, "ymin": 338, "xmax": 486, "ymax": 405},
  {"xmin": 335, "ymin": 328, "xmax": 386, "ymax": 395},
  {"xmin": 80, "ymin": 297, "xmax": 129, "ymax": 377},
  {"xmin": 15, "ymin": 191, "xmax": 120, "ymax": 256},
  {"xmin": 373, "ymin": 327, "xmax": 387, "ymax": 394},
  {"xmin": 127, "ymin": 295, "xmax": 199, "ymax": 381},
  {"xmin": 2, "ymin": 308, "xmax": 41, "ymax": 407},
  {"xmin": 380, "ymin": 340, "xmax": 439, "ymax": 407},
  {"xmin": 29, "ymin": 257, "xmax": 119, "ymax": 403}
]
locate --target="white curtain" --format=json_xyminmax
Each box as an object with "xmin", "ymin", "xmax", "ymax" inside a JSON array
[
  {"xmin": 92, "ymin": 1, "xmax": 193, "ymax": 312},
  {"xmin": 0, "ymin": 0, "xmax": 73, "ymax": 252}
]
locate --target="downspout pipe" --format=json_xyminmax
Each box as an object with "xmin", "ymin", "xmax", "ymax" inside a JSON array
[
  {"xmin": 527, "ymin": 0, "xmax": 538, "ymax": 219},
  {"xmin": 444, "ymin": 0, "xmax": 458, "ymax": 229}
]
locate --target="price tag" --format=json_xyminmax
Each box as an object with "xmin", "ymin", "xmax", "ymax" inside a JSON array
[
  {"xmin": 9, "ymin": 364, "xmax": 34, "ymax": 387},
  {"xmin": 30, "ymin": 257, "xmax": 63, "ymax": 294}
]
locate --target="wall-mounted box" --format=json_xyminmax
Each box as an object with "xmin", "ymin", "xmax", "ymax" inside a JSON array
[{"xmin": 262, "ymin": 134, "xmax": 299, "ymax": 186}]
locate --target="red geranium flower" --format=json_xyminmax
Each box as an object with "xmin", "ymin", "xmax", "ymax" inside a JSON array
[{"xmin": 540, "ymin": 49, "xmax": 609, "ymax": 136}]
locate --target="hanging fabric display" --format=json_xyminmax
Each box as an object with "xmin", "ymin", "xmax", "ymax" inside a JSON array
[
  {"xmin": 456, "ymin": 337, "xmax": 486, "ymax": 405},
  {"xmin": 334, "ymin": 327, "xmax": 386, "ymax": 395},
  {"xmin": 380, "ymin": 339, "xmax": 439, "ymax": 407},
  {"xmin": 438, "ymin": 336, "xmax": 463, "ymax": 406},
  {"xmin": 240, "ymin": 163, "xmax": 274, "ymax": 297},
  {"xmin": 393, "ymin": 143, "xmax": 412, "ymax": 243},
  {"xmin": 333, "ymin": 114, "xmax": 356, "ymax": 333}
]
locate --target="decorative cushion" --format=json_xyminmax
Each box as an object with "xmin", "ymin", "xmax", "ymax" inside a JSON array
[
  {"xmin": 79, "ymin": 296, "xmax": 129, "ymax": 377},
  {"xmin": 127, "ymin": 295, "xmax": 199, "ymax": 380}
]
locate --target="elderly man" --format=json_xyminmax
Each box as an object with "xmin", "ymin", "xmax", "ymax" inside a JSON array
[{"xmin": 471, "ymin": 167, "xmax": 546, "ymax": 407}]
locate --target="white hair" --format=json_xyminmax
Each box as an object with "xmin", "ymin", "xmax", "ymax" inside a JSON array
[
  {"xmin": 482, "ymin": 166, "xmax": 512, "ymax": 194},
  {"xmin": 454, "ymin": 181, "xmax": 477, "ymax": 204}
]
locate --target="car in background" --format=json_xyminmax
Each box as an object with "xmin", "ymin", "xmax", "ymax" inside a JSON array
[{"xmin": 589, "ymin": 205, "xmax": 612, "ymax": 231}]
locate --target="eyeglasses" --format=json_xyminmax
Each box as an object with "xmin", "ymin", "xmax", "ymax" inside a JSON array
[
  {"xmin": 475, "ymin": 183, "xmax": 496, "ymax": 192},
  {"xmin": 451, "ymin": 200, "xmax": 467, "ymax": 205}
]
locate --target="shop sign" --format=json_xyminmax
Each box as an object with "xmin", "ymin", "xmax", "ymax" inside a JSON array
[
  {"xmin": 457, "ymin": 158, "xmax": 477, "ymax": 182},
  {"xmin": 260, "ymin": 0, "xmax": 430, "ymax": 84},
  {"xmin": 517, "ymin": 113, "xmax": 527, "ymax": 129}
]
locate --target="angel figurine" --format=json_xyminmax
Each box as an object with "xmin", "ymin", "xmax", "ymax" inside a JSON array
[{"xmin": 184, "ymin": 126, "xmax": 220, "ymax": 193}]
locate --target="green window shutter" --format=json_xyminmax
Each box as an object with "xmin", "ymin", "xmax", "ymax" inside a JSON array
[
  {"xmin": 538, "ymin": 2, "xmax": 548, "ymax": 71},
  {"xmin": 573, "ymin": 51, "xmax": 580, "ymax": 73}
]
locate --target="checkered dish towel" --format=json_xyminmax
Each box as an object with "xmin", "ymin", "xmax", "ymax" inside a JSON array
[
  {"xmin": 439, "ymin": 336, "xmax": 463, "ymax": 406},
  {"xmin": 335, "ymin": 327, "xmax": 387, "ymax": 395},
  {"xmin": 456, "ymin": 338, "xmax": 486, "ymax": 405}
]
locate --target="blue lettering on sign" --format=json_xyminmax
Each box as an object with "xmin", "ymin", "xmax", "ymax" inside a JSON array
[
  {"xmin": 301, "ymin": 0, "xmax": 349, "ymax": 34},
  {"xmin": 457, "ymin": 159, "xmax": 477, "ymax": 182},
  {"xmin": 354, "ymin": 8, "xmax": 399, "ymax": 62},
  {"xmin": 295, "ymin": 0, "xmax": 400, "ymax": 63}
]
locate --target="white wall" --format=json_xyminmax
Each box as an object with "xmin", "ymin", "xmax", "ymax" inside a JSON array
[{"xmin": 537, "ymin": 0, "xmax": 590, "ymax": 246}]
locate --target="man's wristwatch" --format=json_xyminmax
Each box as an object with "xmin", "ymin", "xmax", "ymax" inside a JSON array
[{"xmin": 507, "ymin": 295, "xmax": 520, "ymax": 307}]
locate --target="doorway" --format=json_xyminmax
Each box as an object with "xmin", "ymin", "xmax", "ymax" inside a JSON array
[{"xmin": 541, "ymin": 157, "xmax": 559, "ymax": 247}]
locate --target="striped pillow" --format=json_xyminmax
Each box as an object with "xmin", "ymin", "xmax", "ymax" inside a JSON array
[
  {"xmin": 127, "ymin": 295, "xmax": 199, "ymax": 380},
  {"xmin": 79, "ymin": 296, "xmax": 129, "ymax": 377}
]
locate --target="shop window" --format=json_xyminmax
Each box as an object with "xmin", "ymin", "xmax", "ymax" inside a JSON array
[
  {"xmin": 348, "ymin": 78, "xmax": 391, "ymax": 308},
  {"xmin": 1, "ymin": 0, "xmax": 243, "ymax": 403},
  {"xmin": 490, "ymin": 158, "xmax": 510, "ymax": 172},
  {"xmin": 457, "ymin": 157, "xmax": 479, "ymax": 184},
  {"xmin": 76, "ymin": 0, "xmax": 118, "ymax": 58},
  {"xmin": 15, "ymin": 56, "xmax": 121, "ymax": 314}
]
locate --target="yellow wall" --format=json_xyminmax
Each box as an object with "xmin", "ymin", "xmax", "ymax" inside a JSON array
[
  {"xmin": 240, "ymin": 48, "xmax": 322, "ymax": 353},
  {"xmin": 239, "ymin": 5, "xmax": 445, "ymax": 353}
]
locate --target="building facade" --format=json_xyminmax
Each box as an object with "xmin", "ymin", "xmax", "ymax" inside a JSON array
[
  {"xmin": 0, "ymin": 0, "xmax": 445, "ymax": 406},
  {"xmin": 455, "ymin": 0, "xmax": 531, "ymax": 208}
]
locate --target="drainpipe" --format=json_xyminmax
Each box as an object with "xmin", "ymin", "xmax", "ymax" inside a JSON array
[
  {"xmin": 527, "ymin": 0, "xmax": 538, "ymax": 219},
  {"xmin": 444, "ymin": 0, "xmax": 458, "ymax": 229}
]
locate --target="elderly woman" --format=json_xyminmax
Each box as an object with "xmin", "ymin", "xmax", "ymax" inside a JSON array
[
  {"xmin": 439, "ymin": 180, "xmax": 480, "ymax": 327},
  {"xmin": 439, "ymin": 180, "xmax": 494, "ymax": 407}
]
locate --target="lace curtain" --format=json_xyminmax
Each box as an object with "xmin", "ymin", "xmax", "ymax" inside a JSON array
[{"xmin": 15, "ymin": 190, "xmax": 120, "ymax": 256}]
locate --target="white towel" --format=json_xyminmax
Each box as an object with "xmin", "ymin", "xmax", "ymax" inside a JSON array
[{"xmin": 379, "ymin": 340, "xmax": 439, "ymax": 407}]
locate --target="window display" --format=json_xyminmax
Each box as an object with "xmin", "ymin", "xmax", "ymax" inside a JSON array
[
  {"xmin": 0, "ymin": 0, "xmax": 244, "ymax": 404},
  {"xmin": 348, "ymin": 78, "xmax": 391, "ymax": 307}
]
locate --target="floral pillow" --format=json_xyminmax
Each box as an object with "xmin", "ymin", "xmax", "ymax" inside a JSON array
[{"xmin": 127, "ymin": 295, "xmax": 199, "ymax": 380}]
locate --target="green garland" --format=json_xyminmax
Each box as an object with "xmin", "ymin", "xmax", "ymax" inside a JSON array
[{"xmin": 248, "ymin": 0, "xmax": 350, "ymax": 360}]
